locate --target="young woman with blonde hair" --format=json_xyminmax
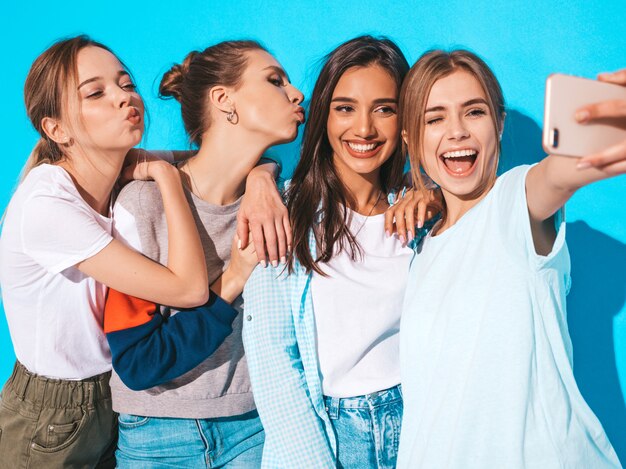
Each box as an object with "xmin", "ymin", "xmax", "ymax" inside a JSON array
[
  {"xmin": 0, "ymin": 35, "xmax": 213, "ymax": 468},
  {"xmin": 398, "ymin": 49, "xmax": 621, "ymax": 468}
]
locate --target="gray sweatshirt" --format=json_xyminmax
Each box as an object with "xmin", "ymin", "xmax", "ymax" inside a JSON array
[{"xmin": 109, "ymin": 180, "xmax": 254, "ymax": 418}]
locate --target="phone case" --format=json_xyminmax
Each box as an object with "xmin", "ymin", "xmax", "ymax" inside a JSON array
[{"xmin": 542, "ymin": 73, "xmax": 626, "ymax": 157}]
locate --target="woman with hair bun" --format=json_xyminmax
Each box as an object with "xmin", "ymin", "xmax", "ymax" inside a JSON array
[
  {"xmin": 103, "ymin": 40, "xmax": 304, "ymax": 467},
  {"xmin": 0, "ymin": 35, "xmax": 211, "ymax": 468}
]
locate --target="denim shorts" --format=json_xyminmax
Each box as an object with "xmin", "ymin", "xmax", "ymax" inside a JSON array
[
  {"xmin": 324, "ymin": 384, "xmax": 403, "ymax": 469},
  {"xmin": 115, "ymin": 409, "xmax": 264, "ymax": 468}
]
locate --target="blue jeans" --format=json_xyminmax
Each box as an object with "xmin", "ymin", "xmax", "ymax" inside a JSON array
[
  {"xmin": 115, "ymin": 409, "xmax": 264, "ymax": 468},
  {"xmin": 324, "ymin": 384, "xmax": 403, "ymax": 469}
]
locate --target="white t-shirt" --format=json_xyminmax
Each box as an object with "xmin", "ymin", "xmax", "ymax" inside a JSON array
[
  {"xmin": 398, "ymin": 165, "xmax": 619, "ymax": 468},
  {"xmin": 311, "ymin": 209, "xmax": 412, "ymax": 397},
  {"xmin": 0, "ymin": 164, "xmax": 113, "ymax": 380}
]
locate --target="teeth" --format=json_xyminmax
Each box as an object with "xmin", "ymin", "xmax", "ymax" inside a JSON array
[
  {"xmin": 442, "ymin": 149, "xmax": 477, "ymax": 158},
  {"xmin": 347, "ymin": 142, "xmax": 378, "ymax": 152}
]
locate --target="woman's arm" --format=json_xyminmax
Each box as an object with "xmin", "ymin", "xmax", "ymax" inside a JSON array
[
  {"xmin": 237, "ymin": 161, "xmax": 292, "ymax": 267},
  {"xmin": 526, "ymin": 67, "xmax": 626, "ymax": 255},
  {"xmin": 104, "ymin": 234, "xmax": 257, "ymax": 390},
  {"xmin": 78, "ymin": 160, "xmax": 209, "ymax": 307},
  {"xmin": 105, "ymin": 291, "xmax": 237, "ymax": 391}
]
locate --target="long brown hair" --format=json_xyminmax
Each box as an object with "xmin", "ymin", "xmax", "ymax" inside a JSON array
[
  {"xmin": 159, "ymin": 40, "xmax": 266, "ymax": 147},
  {"xmin": 401, "ymin": 50, "xmax": 505, "ymax": 211},
  {"xmin": 21, "ymin": 35, "xmax": 120, "ymax": 179},
  {"xmin": 288, "ymin": 36, "xmax": 409, "ymax": 274}
]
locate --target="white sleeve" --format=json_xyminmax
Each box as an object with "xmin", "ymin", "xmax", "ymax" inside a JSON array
[
  {"xmin": 111, "ymin": 202, "xmax": 144, "ymax": 252},
  {"xmin": 21, "ymin": 192, "xmax": 113, "ymax": 274},
  {"xmin": 495, "ymin": 165, "xmax": 568, "ymax": 272}
]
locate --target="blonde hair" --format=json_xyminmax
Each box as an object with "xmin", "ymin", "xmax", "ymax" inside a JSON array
[
  {"xmin": 400, "ymin": 49, "xmax": 505, "ymax": 196},
  {"xmin": 21, "ymin": 35, "xmax": 119, "ymax": 179}
]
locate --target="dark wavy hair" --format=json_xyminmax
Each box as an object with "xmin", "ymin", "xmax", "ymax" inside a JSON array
[{"xmin": 287, "ymin": 35, "xmax": 409, "ymax": 274}]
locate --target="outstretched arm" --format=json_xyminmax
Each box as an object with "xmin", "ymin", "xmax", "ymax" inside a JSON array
[{"xmin": 527, "ymin": 68, "xmax": 626, "ymax": 253}]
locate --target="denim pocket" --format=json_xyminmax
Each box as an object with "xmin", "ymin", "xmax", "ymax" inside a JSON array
[{"xmin": 118, "ymin": 413, "xmax": 150, "ymax": 429}]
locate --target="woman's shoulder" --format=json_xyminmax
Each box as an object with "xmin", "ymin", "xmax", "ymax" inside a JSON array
[{"xmin": 115, "ymin": 180, "xmax": 164, "ymax": 216}]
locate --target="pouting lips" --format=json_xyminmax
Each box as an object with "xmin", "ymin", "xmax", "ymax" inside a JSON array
[{"xmin": 440, "ymin": 149, "xmax": 477, "ymax": 174}]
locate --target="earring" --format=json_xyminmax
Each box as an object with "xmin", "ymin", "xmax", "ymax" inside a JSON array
[{"xmin": 226, "ymin": 109, "xmax": 237, "ymax": 124}]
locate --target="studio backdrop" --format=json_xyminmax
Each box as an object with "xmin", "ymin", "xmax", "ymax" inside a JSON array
[{"xmin": 2, "ymin": 0, "xmax": 625, "ymax": 462}]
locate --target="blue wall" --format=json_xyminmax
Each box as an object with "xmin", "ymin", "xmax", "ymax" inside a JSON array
[{"xmin": 2, "ymin": 0, "xmax": 626, "ymax": 461}]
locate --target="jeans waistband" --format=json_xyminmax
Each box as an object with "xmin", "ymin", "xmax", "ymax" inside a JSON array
[
  {"xmin": 5, "ymin": 360, "xmax": 111, "ymax": 410},
  {"xmin": 323, "ymin": 384, "xmax": 402, "ymax": 419}
]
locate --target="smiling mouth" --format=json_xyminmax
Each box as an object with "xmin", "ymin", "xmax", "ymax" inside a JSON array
[
  {"xmin": 344, "ymin": 141, "xmax": 383, "ymax": 158},
  {"xmin": 440, "ymin": 149, "xmax": 478, "ymax": 175}
]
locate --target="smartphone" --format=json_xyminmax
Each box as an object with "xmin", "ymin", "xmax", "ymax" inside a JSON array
[{"xmin": 543, "ymin": 73, "xmax": 626, "ymax": 157}]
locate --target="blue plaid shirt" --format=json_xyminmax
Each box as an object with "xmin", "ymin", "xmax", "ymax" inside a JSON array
[{"xmin": 242, "ymin": 228, "xmax": 336, "ymax": 468}]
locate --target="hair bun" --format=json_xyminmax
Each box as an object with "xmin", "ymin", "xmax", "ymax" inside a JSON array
[{"xmin": 159, "ymin": 51, "xmax": 199, "ymax": 101}]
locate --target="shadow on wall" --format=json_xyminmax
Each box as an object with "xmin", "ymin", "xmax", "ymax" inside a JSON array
[
  {"xmin": 568, "ymin": 222, "xmax": 626, "ymax": 464},
  {"xmin": 504, "ymin": 109, "xmax": 626, "ymax": 464}
]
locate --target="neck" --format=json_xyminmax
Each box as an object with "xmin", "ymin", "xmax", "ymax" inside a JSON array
[
  {"xmin": 437, "ymin": 186, "xmax": 491, "ymax": 233},
  {"xmin": 339, "ymin": 169, "xmax": 385, "ymax": 216},
  {"xmin": 184, "ymin": 125, "xmax": 269, "ymax": 206},
  {"xmin": 59, "ymin": 147, "xmax": 126, "ymax": 215}
]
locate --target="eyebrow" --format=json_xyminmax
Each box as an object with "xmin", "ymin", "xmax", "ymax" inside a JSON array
[
  {"xmin": 425, "ymin": 98, "xmax": 489, "ymax": 113},
  {"xmin": 263, "ymin": 65, "xmax": 290, "ymax": 82},
  {"xmin": 77, "ymin": 70, "xmax": 130, "ymax": 90},
  {"xmin": 330, "ymin": 97, "xmax": 398, "ymax": 104}
]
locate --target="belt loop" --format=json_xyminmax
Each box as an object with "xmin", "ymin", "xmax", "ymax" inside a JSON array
[
  {"xmin": 14, "ymin": 368, "xmax": 30, "ymax": 401},
  {"xmin": 326, "ymin": 397, "xmax": 340, "ymax": 420}
]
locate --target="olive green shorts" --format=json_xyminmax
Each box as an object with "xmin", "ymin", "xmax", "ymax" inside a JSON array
[{"xmin": 0, "ymin": 361, "xmax": 116, "ymax": 469}]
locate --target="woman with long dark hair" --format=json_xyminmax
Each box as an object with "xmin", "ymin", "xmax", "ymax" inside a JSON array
[{"xmin": 243, "ymin": 36, "xmax": 411, "ymax": 468}]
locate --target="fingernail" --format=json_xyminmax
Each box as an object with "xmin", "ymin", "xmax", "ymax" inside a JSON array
[
  {"xmin": 577, "ymin": 161, "xmax": 592, "ymax": 170},
  {"xmin": 271, "ymin": 260, "xmax": 278, "ymax": 268},
  {"xmin": 575, "ymin": 110, "xmax": 589, "ymax": 123},
  {"xmin": 260, "ymin": 260, "xmax": 267, "ymax": 268},
  {"xmin": 399, "ymin": 235, "xmax": 406, "ymax": 245},
  {"xmin": 385, "ymin": 230, "xmax": 391, "ymax": 238},
  {"xmin": 407, "ymin": 231, "xmax": 414, "ymax": 242},
  {"xmin": 417, "ymin": 219, "xmax": 424, "ymax": 229},
  {"xmin": 280, "ymin": 256, "xmax": 286, "ymax": 264},
  {"xmin": 287, "ymin": 244, "xmax": 292, "ymax": 253},
  {"xmin": 237, "ymin": 239, "xmax": 242, "ymax": 249}
]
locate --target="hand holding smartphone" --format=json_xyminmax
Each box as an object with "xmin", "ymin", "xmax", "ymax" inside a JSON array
[{"xmin": 543, "ymin": 73, "xmax": 626, "ymax": 158}]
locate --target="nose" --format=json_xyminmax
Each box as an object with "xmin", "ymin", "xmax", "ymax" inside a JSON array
[
  {"xmin": 447, "ymin": 115, "xmax": 469, "ymax": 140},
  {"xmin": 287, "ymin": 84, "xmax": 304, "ymax": 105},
  {"xmin": 115, "ymin": 86, "xmax": 132, "ymax": 109},
  {"xmin": 355, "ymin": 109, "xmax": 376, "ymax": 138}
]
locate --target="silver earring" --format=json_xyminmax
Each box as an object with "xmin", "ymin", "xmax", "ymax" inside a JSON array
[{"xmin": 227, "ymin": 110, "xmax": 236, "ymax": 123}]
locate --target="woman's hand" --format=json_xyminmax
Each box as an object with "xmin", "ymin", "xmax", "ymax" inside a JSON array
[
  {"xmin": 384, "ymin": 188, "xmax": 443, "ymax": 244},
  {"xmin": 575, "ymin": 69, "xmax": 626, "ymax": 173},
  {"xmin": 238, "ymin": 163, "xmax": 292, "ymax": 267},
  {"xmin": 210, "ymin": 234, "xmax": 257, "ymax": 303},
  {"xmin": 119, "ymin": 150, "xmax": 167, "ymax": 185}
]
